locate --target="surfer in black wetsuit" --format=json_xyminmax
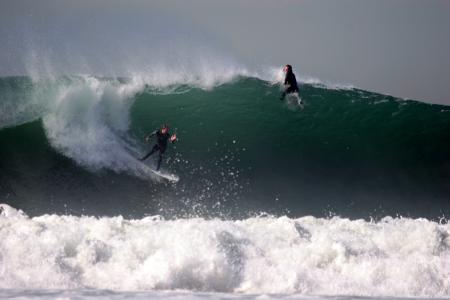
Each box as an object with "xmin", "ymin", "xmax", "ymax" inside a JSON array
[
  {"xmin": 140, "ymin": 124, "xmax": 177, "ymax": 170},
  {"xmin": 280, "ymin": 64, "xmax": 300, "ymax": 100}
]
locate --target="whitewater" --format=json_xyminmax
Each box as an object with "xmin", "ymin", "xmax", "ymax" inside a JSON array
[{"xmin": 1, "ymin": 203, "xmax": 450, "ymax": 298}]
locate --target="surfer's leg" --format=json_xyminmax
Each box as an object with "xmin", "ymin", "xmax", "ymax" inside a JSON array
[
  {"xmin": 156, "ymin": 155, "xmax": 162, "ymax": 170},
  {"xmin": 140, "ymin": 145, "xmax": 159, "ymax": 161},
  {"xmin": 156, "ymin": 147, "xmax": 167, "ymax": 170}
]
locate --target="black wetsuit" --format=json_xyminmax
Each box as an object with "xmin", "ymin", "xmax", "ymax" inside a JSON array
[
  {"xmin": 140, "ymin": 130, "xmax": 171, "ymax": 170},
  {"xmin": 281, "ymin": 71, "xmax": 299, "ymax": 100}
]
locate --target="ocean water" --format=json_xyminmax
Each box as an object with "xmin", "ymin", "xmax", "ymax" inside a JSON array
[{"xmin": 1, "ymin": 70, "xmax": 450, "ymax": 299}]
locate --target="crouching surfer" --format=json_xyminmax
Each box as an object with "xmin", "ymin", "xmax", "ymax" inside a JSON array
[{"xmin": 140, "ymin": 124, "xmax": 177, "ymax": 171}]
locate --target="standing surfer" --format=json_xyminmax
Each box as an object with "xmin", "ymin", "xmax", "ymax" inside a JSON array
[
  {"xmin": 280, "ymin": 64, "xmax": 300, "ymax": 101},
  {"xmin": 140, "ymin": 124, "xmax": 177, "ymax": 171}
]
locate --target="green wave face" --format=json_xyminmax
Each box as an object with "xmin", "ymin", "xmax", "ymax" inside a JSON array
[{"xmin": 1, "ymin": 76, "xmax": 450, "ymax": 218}]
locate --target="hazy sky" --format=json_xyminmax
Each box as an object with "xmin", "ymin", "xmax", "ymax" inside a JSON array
[{"xmin": 1, "ymin": 0, "xmax": 449, "ymax": 104}]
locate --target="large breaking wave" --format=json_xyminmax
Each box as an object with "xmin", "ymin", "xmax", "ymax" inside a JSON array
[{"xmin": 1, "ymin": 70, "xmax": 450, "ymax": 218}]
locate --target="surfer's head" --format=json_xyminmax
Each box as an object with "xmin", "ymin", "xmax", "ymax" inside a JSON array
[
  {"xmin": 283, "ymin": 64, "xmax": 292, "ymax": 73},
  {"xmin": 161, "ymin": 124, "xmax": 169, "ymax": 134}
]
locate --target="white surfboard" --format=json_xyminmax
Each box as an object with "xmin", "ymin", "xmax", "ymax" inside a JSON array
[
  {"xmin": 137, "ymin": 159, "xmax": 179, "ymax": 183},
  {"xmin": 149, "ymin": 168, "xmax": 179, "ymax": 183}
]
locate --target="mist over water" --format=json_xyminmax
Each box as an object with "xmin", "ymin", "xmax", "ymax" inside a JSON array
[{"xmin": 2, "ymin": 0, "xmax": 256, "ymax": 83}]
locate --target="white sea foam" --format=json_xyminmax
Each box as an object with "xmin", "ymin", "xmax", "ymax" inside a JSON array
[
  {"xmin": 41, "ymin": 76, "xmax": 147, "ymax": 176},
  {"xmin": 1, "ymin": 203, "xmax": 449, "ymax": 297},
  {"xmin": 0, "ymin": 289, "xmax": 414, "ymax": 300}
]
